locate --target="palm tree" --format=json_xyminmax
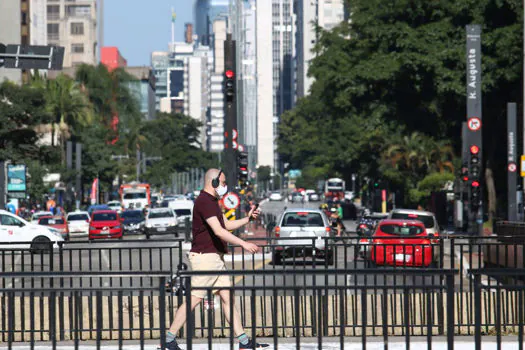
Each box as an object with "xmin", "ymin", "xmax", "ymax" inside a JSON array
[{"xmin": 42, "ymin": 74, "xmax": 88, "ymax": 147}]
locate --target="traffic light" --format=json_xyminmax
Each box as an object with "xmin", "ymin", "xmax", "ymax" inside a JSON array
[
  {"xmin": 237, "ymin": 151, "xmax": 248, "ymax": 188},
  {"xmin": 469, "ymin": 145, "xmax": 481, "ymax": 210},
  {"xmin": 461, "ymin": 162, "xmax": 469, "ymax": 182},
  {"xmin": 224, "ymin": 69, "xmax": 235, "ymax": 104}
]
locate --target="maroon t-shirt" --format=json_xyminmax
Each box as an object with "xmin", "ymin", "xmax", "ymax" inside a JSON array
[{"xmin": 190, "ymin": 191, "xmax": 227, "ymax": 254}]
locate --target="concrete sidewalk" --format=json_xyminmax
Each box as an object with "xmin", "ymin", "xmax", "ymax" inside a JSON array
[{"xmin": 3, "ymin": 337, "xmax": 522, "ymax": 350}]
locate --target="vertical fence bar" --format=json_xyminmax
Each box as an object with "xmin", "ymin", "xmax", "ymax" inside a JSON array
[
  {"xmin": 273, "ymin": 288, "xmax": 278, "ymax": 349},
  {"xmin": 474, "ymin": 274, "xmax": 482, "ymax": 350},
  {"xmin": 362, "ymin": 287, "xmax": 367, "ymax": 350},
  {"xmin": 404, "ymin": 288, "xmax": 410, "ymax": 350},
  {"xmin": 426, "ymin": 288, "xmax": 432, "ymax": 350},
  {"xmin": 446, "ymin": 273, "xmax": 454, "ymax": 350},
  {"xmin": 8, "ymin": 291, "xmax": 14, "ymax": 349},
  {"xmin": 339, "ymin": 288, "xmax": 345, "ymax": 350},
  {"xmin": 295, "ymin": 288, "xmax": 301, "ymax": 349},
  {"xmin": 30, "ymin": 291, "xmax": 35, "ymax": 348},
  {"xmin": 251, "ymin": 288, "xmax": 257, "ymax": 349},
  {"xmin": 118, "ymin": 291, "xmax": 123, "ymax": 350},
  {"xmin": 186, "ymin": 277, "xmax": 193, "ymax": 350},
  {"xmin": 382, "ymin": 292, "xmax": 388, "ymax": 350},
  {"xmin": 207, "ymin": 289, "xmax": 213, "ymax": 350},
  {"xmin": 96, "ymin": 291, "xmax": 102, "ymax": 350},
  {"xmin": 496, "ymin": 285, "xmax": 502, "ymax": 350},
  {"xmin": 74, "ymin": 291, "xmax": 80, "ymax": 350},
  {"xmin": 139, "ymin": 290, "xmax": 145, "ymax": 349},
  {"xmin": 159, "ymin": 277, "xmax": 167, "ymax": 350},
  {"xmin": 519, "ymin": 289, "xmax": 523, "ymax": 350}
]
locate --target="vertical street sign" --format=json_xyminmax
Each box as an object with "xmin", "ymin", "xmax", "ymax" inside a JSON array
[
  {"xmin": 508, "ymin": 103, "xmax": 518, "ymax": 221},
  {"xmin": 466, "ymin": 25, "xmax": 483, "ymax": 234}
]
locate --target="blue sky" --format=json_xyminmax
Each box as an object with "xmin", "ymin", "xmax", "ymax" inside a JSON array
[{"xmin": 103, "ymin": 0, "xmax": 192, "ymax": 66}]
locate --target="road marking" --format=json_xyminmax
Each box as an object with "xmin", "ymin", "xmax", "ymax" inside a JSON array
[{"xmin": 234, "ymin": 257, "xmax": 272, "ymax": 284}]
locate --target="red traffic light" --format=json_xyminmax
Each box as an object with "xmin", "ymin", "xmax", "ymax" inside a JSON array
[
  {"xmin": 462, "ymin": 176, "xmax": 469, "ymax": 182},
  {"xmin": 470, "ymin": 145, "xmax": 479, "ymax": 155},
  {"xmin": 471, "ymin": 180, "xmax": 480, "ymax": 187},
  {"xmin": 225, "ymin": 70, "xmax": 235, "ymax": 79}
]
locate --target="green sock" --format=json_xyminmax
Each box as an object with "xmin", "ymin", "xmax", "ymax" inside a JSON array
[
  {"xmin": 166, "ymin": 331, "xmax": 176, "ymax": 343},
  {"xmin": 238, "ymin": 333, "xmax": 249, "ymax": 345}
]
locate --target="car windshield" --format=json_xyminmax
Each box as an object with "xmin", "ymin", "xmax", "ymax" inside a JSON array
[
  {"xmin": 121, "ymin": 211, "xmax": 144, "ymax": 219},
  {"xmin": 123, "ymin": 192, "xmax": 146, "ymax": 199},
  {"xmin": 39, "ymin": 218, "xmax": 65, "ymax": 225},
  {"xmin": 174, "ymin": 209, "xmax": 191, "ymax": 216},
  {"xmin": 391, "ymin": 213, "xmax": 435, "ymax": 228},
  {"xmin": 282, "ymin": 212, "xmax": 324, "ymax": 227},
  {"xmin": 379, "ymin": 224, "xmax": 425, "ymax": 236},
  {"xmin": 148, "ymin": 210, "xmax": 173, "ymax": 219},
  {"xmin": 68, "ymin": 214, "xmax": 89, "ymax": 221},
  {"xmin": 93, "ymin": 212, "xmax": 117, "ymax": 221}
]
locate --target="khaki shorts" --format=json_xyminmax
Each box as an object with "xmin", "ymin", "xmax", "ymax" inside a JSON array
[{"xmin": 188, "ymin": 252, "xmax": 232, "ymax": 299}]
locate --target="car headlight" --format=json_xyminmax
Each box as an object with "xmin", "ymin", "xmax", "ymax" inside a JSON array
[
  {"xmin": 169, "ymin": 222, "xmax": 177, "ymax": 227},
  {"xmin": 146, "ymin": 223, "xmax": 152, "ymax": 228},
  {"xmin": 89, "ymin": 226, "xmax": 96, "ymax": 230},
  {"xmin": 114, "ymin": 225, "xmax": 121, "ymax": 229}
]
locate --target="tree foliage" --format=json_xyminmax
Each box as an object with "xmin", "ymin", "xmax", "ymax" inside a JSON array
[{"xmin": 279, "ymin": 0, "xmax": 522, "ymax": 207}]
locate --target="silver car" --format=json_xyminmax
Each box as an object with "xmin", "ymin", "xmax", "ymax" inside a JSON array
[
  {"xmin": 272, "ymin": 209, "xmax": 333, "ymax": 265},
  {"xmin": 387, "ymin": 209, "xmax": 440, "ymax": 236}
]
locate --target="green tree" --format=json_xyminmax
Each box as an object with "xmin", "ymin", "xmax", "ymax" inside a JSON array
[{"xmin": 0, "ymin": 81, "xmax": 52, "ymax": 163}]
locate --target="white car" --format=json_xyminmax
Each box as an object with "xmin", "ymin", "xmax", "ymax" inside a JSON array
[
  {"xmin": 269, "ymin": 192, "xmax": 283, "ymax": 201},
  {"xmin": 168, "ymin": 201, "xmax": 193, "ymax": 229},
  {"xmin": 66, "ymin": 211, "xmax": 90, "ymax": 237},
  {"xmin": 107, "ymin": 200, "xmax": 122, "ymax": 213},
  {"xmin": 0, "ymin": 210, "xmax": 64, "ymax": 252},
  {"xmin": 145, "ymin": 208, "xmax": 179, "ymax": 239},
  {"xmin": 31, "ymin": 211, "xmax": 53, "ymax": 223}
]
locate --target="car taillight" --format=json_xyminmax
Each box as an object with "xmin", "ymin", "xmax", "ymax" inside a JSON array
[
  {"xmin": 86, "ymin": 219, "xmax": 90, "ymax": 223},
  {"xmin": 275, "ymin": 226, "xmax": 280, "ymax": 237},
  {"xmin": 325, "ymin": 226, "xmax": 331, "ymax": 232},
  {"xmin": 359, "ymin": 224, "xmax": 367, "ymax": 229}
]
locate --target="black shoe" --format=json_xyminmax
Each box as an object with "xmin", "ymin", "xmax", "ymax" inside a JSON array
[
  {"xmin": 158, "ymin": 339, "xmax": 183, "ymax": 350},
  {"xmin": 239, "ymin": 339, "xmax": 270, "ymax": 349}
]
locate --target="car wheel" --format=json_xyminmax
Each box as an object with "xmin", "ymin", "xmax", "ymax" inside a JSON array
[
  {"xmin": 272, "ymin": 251, "xmax": 282, "ymax": 265},
  {"xmin": 31, "ymin": 236, "xmax": 52, "ymax": 254}
]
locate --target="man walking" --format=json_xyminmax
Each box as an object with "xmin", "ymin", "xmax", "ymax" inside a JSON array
[{"xmin": 162, "ymin": 168, "xmax": 269, "ymax": 350}]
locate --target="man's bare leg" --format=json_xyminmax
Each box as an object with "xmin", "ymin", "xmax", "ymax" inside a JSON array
[
  {"xmin": 168, "ymin": 295, "xmax": 203, "ymax": 335},
  {"xmin": 218, "ymin": 289, "xmax": 245, "ymax": 336}
]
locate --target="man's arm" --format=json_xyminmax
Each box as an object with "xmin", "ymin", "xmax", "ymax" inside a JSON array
[
  {"xmin": 223, "ymin": 215, "xmax": 250, "ymax": 231},
  {"xmin": 206, "ymin": 216, "xmax": 258, "ymax": 253}
]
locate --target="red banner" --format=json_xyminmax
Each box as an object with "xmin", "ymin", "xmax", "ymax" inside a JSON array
[{"xmin": 90, "ymin": 178, "xmax": 98, "ymax": 204}]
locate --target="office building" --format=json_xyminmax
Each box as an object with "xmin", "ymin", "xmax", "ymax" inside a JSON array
[
  {"xmin": 45, "ymin": 0, "xmax": 98, "ymax": 67},
  {"xmin": 255, "ymin": 0, "xmax": 274, "ymax": 167},
  {"xmin": 125, "ymin": 67, "xmax": 156, "ymax": 121},
  {"xmin": 296, "ymin": 0, "xmax": 345, "ymax": 98},
  {"xmin": 194, "ymin": 0, "xmax": 229, "ymax": 45},
  {"xmin": 0, "ymin": 1, "xmax": 23, "ymax": 83}
]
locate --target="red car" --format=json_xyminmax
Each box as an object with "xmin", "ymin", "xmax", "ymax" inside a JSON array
[
  {"xmin": 38, "ymin": 216, "xmax": 69, "ymax": 240},
  {"xmin": 369, "ymin": 219, "xmax": 439, "ymax": 267},
  {"xmin": 88, "ymin": 210, "xmax": 123, "ymax": 240}
]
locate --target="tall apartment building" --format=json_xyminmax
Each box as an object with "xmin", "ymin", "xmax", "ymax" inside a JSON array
[
  {"xmin": 30, "ymin": 0, "xmax": 47, "ymax": 46},
  {"xmin": 296, "ymin": 0, "xmax": 345, "ymax": 98},
  {"xmin": 45, "ymin": 0, "xmax": 98, "ymax": 67},
  {"xmin": 0, "ymin": 1, "xmax": 23, "ymax": 83}
]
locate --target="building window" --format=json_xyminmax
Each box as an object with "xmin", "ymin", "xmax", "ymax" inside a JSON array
[
  {"xmin": 71, "ymin": 43, "xmax": 84, "ymax": 53},
  {"xmin": 47, "ymin": 5, "xmax": 59, "ymax": 20},
  {"xmin": 66, "ymin": 5, "xmax": 91, "ymax": 17},
  {"xmin": 70, "ymin": 22, "xmax": 84, "ymax": 35},
  {"xmin": 47, "ymin": 23, "xmax": 59, "ymax": 40}
]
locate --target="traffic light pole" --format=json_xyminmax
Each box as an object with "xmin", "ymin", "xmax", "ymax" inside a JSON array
[
  {"xmin": 466, "ymin": 25, "xmax": 483, "ymax": 235},
  {"xmin": 224, "ymin": 34, "xmax": 238, "ymax": 192}
]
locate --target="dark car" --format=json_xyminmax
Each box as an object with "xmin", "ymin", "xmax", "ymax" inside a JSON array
[
  {"xmin": 87, "ymin": 204, "xmax": 110, "ymax": 216},
  {"xmin": 120, "ymin": 210, "xmax": 145, "ymax": 235}
]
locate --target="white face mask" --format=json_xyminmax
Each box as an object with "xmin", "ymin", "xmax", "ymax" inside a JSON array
[{"xmin": 216, "ymin": 184, "xmax": 228, "ymax": 198}]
